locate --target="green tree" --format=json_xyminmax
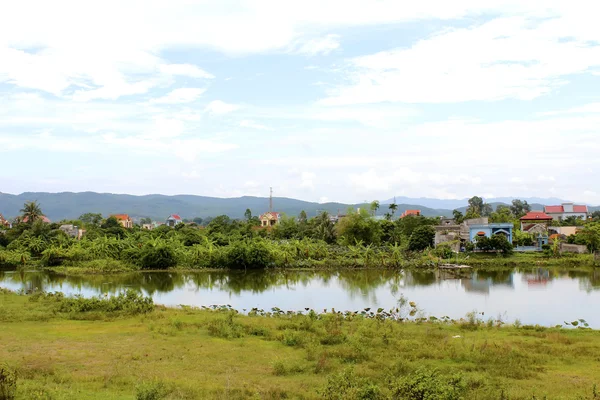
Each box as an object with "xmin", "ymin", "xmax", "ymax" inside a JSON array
[
  {"xmin": 193, "ymin": 217, "xmax": 204, "ymax": 225},
  {"xmin": 20, "ymin": 201, "xmax": 44, "ymax": 224},
  {"xmin": 489, "ymin": 205, "xmax": 513, "ymax": 223},
  {"xmin": 140, "ymin": 217, "xmax": 152, "ymax": 225},
  {"xmin": 388, "ymin": 202, "xmax": 398, "ymax": 218},
  {"xmin": 80, "ymin": 213, "xmax": 103, "ymax": 226},
  {"xmin": 336, "ymin": 208, "xmax": 381, "ymax": 245},
  {"xmin": 510, "ymin": 199, "xmax": 531, "ymax": 218},
  {"xmin": 467, "ymin": 196, "xmax": 484, "ymax": 215},
  {"xmin": 370, "ymin": 200, "xmax": 380, "ymax": 216},
  {"xmin": 408, "ymin": 226, "xmax": 435, "ymax": 251},
  {"xmin": 452, "ymin": 210, "xmax": 464, "ymax": 224},
  {"xmin": 244, "ymin": 208, "xmax": 253, "ymax": 221},
  {"xmin": 298, "ymin": 210, "xmax": 308, "ymax": 224},
  {"xmin": 101, "ymin": 216, "xmax": 121, "ymax": 229}
]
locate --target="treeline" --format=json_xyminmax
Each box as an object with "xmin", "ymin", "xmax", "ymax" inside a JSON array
[{"xmin": 1, "ymin": 200, "xmax": 599, "ymax": 271}]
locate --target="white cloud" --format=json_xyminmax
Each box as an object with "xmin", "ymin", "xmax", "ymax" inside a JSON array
[
  {"xmin": 290, "ymin": 34, "xmax": 341, "ymax": 56},
  {"xmin": 299, "ymin": 172, "xmax": 316, "ymax": 190},
  {"xmin": 239, "ymin": 120, "xmax": 272, "ymax": 130},
  {"xmin": 320, "ymin": 13, "xmax": 600, "ymax": 105},
  {"xmin": 150, "ymin": 88, "xmax": 206, "ymax": 104},
  {"xmin": 158, "ymin": 64, "xmax": 214, "ymax": 79},
  {"xmin": 205, "ymin": 100, "xmax": 240, "ymax": 115}
]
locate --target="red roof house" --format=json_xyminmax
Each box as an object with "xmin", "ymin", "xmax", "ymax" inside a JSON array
[
  {"xmin": 400, "ymin": 210, "xmax": 421, "ymax": 218},
  {"xmin": 260, "ymin": 211, "xmax": 281, "ymax": 227},
  {"xmin": 544, "ymin": 203, "xmax": 588, "ymax": 221},
  {"xmin": 166, "ymin": 214, "xmax": 183, "ymax": 227},
  {"xmin": 520, "ymin": 211, "xmax": 553, "ymax": 232},
  {"xmin": 111, "ymin": 214, "xmax": 133, "ymax": 228},
  {"xmin": 22, "ymin": 215, "xmax": 51, "ymax": 224}
]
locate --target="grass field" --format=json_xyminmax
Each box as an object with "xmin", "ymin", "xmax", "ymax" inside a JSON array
[{"xmin": 1, "ymin": 289, "xmax": 600, "ymax": 399}]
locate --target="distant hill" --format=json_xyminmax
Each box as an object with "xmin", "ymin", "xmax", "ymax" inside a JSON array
[
  {"xmin": 0, "ymin": 192, "xmax": 454, "ymax": 221},
  {"xmin": 1, "ymin": 192, "xmax": 597, "ymax": 222},
  {"xmin": 382, "ymin": 196, "xmax": 568, "ymax": 209}
]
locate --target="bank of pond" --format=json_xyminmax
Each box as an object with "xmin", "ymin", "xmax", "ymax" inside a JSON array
[{"xmin": 1, "ymin": 288, "xmax": 599, "ymax": 399}]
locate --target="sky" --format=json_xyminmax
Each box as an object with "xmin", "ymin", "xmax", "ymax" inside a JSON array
[{"xmin": 1, "ymin": 0, "xmax": 599, "ymax": 205}]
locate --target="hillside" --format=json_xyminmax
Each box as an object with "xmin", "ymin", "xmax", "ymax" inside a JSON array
[{"xmin": 0, "ymin": 192, "xmax": 453, "ymax": 221}]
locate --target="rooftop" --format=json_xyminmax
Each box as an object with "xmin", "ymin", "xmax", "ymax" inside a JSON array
[{"xmin": 520, "ymin": 211, "xmax": 553, "ymax": 221}]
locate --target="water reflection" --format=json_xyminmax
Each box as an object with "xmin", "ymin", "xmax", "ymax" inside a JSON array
[{"xmin": 1, "ymin": 267, "xmax": 600, "ymax": 326}]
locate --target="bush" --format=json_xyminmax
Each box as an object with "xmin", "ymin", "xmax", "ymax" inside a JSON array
[
  {"xmin": 319, "ymin": 369, "xmax": 382, "ymax": 400},
  {"xmin": 409, "ymin": 226, "xmax": 435, "ymax": 252},
  {"xmin": 136, "ymin": 381, "xmax": 168, "ymax": 400},
  {"xmin": 140, "ymin": 244, "xmax": 177, "ymax": 270},
  {"xmin": 392, "ymin": 368, "xmax": 466, "ymax": 400},
  {"xmin": 0, "ymin": 365, "xmax": 17, "ymax": 400},
  {"xmin": 224, "ymin": 240, "xmax": 273, "ymax": 269},
  {"xmin": 207, "ymin": 312, "xmax": 245, "ymax": 339},
  {"xmin": 56, "ymin": 290, "xmax": 154, "ymax": 315}
]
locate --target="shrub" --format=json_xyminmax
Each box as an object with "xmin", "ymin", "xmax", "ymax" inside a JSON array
[
  {"xmin": 136, "ymin": 381, "xmax": 168, "ymax": 400},
  {"xmin": 224, "ymin": 240, "xmax": 273, "ymax": 270},
  {"xmin": 56, "ymin": 290, "xmax": 154, "ymax": 315},
  {"xmin": 207, "ymin": 312, "xmax": 245, "ymax": 339},
  {"xmin": 140, "ymin": 244, "xmax": 177, "ymax": 270},
  {"xmin": 409, "ymin": 226, "xmax": 435, "ymax": 252},
  {"xmin": 0, "ymin": 365, "xmax": 17, "ymax": 400},
  {"xmin": 319, "ymin": 369, "xmax": 382, "ymax": 400},
  {"xmin": 392, "ymin": 368, "xmax": 466, "ymax": 400}
]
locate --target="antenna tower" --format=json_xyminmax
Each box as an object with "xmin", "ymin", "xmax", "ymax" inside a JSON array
[{"xmin": 269, "ymin": 187, "xmax": 273, "ymax": 213}]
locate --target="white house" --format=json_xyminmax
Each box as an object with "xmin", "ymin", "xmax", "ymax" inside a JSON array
[
  {"xmin": 544, "ymin": 203, "xmax": 588, "ymax": 221},
  {"xmin": 166, "ymin": 214, "xmax": 183, "ymax": 227}
]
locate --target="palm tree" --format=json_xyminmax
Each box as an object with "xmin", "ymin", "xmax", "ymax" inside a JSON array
[
  {"xmin": 20, "ymin": 201, "xmax": 44, "ymax": 224},
  {"xmin": 388, "ymin": 202, "xmax": 398, "ymax": 218}
]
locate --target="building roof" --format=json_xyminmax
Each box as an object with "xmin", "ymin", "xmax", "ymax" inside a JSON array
[
  {"xmin": 520, "ymin": 211, "xmax": 553, "ymax": 221},
  {"xmin": 260, "ymin": 212, "xmax": 280, "ymax": 219},
  {"xmin": 400, "ymin": 209, "xmax": 421, "ymax": 218},
  {"xmin": 168, "ymin": 214, "xmax": 182, "ymax": 220},
  {"xmin": 22, "ymin": 215, "xmax": 51, "ymax": 223},
  {"xmin": 544, "ymin": 205, "xmax": 588, "ymax": 213},
  {"xmin": 111, "ymin": 214, "xmax": 131, "ymax": 221}
]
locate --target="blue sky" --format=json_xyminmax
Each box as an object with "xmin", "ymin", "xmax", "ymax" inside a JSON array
[{"xmin": 1, "ymin": 0, "xmax": 599, "ymax": 204}]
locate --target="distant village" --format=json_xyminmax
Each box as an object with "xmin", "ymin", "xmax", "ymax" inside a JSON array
[{"xmin": 0, "ymin": 196, "xmax": 595, "ymax": 255}]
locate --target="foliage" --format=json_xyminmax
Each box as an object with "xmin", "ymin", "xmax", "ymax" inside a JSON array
[
  {"xmin": 336, "ymin": 209, "xmax": 382, "ymax": 246},
  {"xmin": 510, "ymin": 199, "xmax": 531, "ymax": 219},
  {"xmin": 0, "ymin": 365, "xmax": 17, "ymax": 400},
  {"xmin": 20, "ymin": 201, "xmax": 44, "ymax": 224},
  {"xmin": 408, "ymin": 226, "xmax": 435, "ymax": 252},
  {"xmin": 135, "ymin": 381, "xmax": 169, "ymax": 400},
  {"xmin": 475, "ymin": 235, "xmax": 513, "ymax": 255},
  {"xmin": 80, "ymin": 213, "xmax": 103, "ymax": 227},
  {"xmin": 36, "ymin": 290, "xmax": 155, "ymax": 315},
  {"xmin": 393, "ymin": 368, "xmax": 466, "ymax": 400},
  {"xmin": 140, "ymin": 243, "xmax": 178, "ymax": 270},
  {"xmin": 320, "ymin": 369, "xmax": 381, "ymax": 400}
]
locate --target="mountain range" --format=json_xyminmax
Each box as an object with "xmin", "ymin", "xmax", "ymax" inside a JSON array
[{"xmin": 0, "ymin": 192, "xmax": 598, "ymax": 222}]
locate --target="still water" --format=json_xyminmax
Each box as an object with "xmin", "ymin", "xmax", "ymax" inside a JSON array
[{"xmin": 1, "ymin": 268, "xmax": 599, "ymax": 327}]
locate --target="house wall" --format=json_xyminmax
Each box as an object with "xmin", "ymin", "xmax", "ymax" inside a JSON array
[
  {"xmin": 559, "ymin": 243, "xmax": 588, "ymax": 254},
  {"xmin": 547, "ymin": 212, "xmax": 587, "ymax": 221},
  {"xmin": 469, "ymin": 224, "xmax": 513, "ymax": 243}
]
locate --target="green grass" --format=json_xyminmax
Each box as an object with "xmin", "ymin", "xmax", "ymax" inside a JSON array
[{"xmin": 1, "ymin": 289, "xmax": 600, "ymax": 399}]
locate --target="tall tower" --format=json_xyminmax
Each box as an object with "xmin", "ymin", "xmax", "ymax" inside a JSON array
[{"xmin": 269, "ymin": 187, "xmax": 273, "ymax": 213}]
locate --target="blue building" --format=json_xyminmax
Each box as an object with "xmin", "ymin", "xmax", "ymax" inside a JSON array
[{"xmin": 469, "ymin": 223, "xmax": 513, "ymax": 243}]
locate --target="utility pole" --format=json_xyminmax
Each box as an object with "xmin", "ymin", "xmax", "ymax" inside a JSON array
[{"xmin": 269, "ymin": 187, "xmax": 273, "ymax": 213}]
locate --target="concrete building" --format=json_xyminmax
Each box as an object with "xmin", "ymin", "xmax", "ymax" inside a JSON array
[
  {"xmin": 544, "ymin": 203, "xmax": 588, "ymax": 221},
  {"xmin": 260, "ymin": 211, "xmax": 280, "ymax": 227},
  {"xmin": 519, "ymin": 211, "xmax": 552, "ymax": 248},
  {"xmin": 112, "ymin": 214, "xmax": 133, "ymax": 229},
  {"xmin": 469, "ymin": 223, "xmax": 513, "ymax": 243},
  {"xmin": 59, "ymin": 224, "xmax": 85, "ymax": 240},
  {"xmin": 166, "ymin": 214, "xmax": 183, "ymax": 227}
]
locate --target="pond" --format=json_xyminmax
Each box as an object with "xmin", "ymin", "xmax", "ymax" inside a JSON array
[{"xmin": 1, "ymin": 268, "xmax": 599, "ymax": 327}]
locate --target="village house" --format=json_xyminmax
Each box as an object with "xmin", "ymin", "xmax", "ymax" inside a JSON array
[
  {"xmin": 59, "ymin": 224, "xmax": 85, "ymax": 240},
  {"xmin": 260, "ymin": 211, "xmax": 280, "ymax": 227},
  {"xmin": 166, "ymin": 214, "xmax": 183, "ymax": 227},
  {"xmin": 0, "ymin": 213, "xmax": 11, "ymax": 228},
  {"xmin": 544, "ymin": 202, "xmax": 588, "ymax": 221},
  {"xmin": 22, "ymin": 216, "xmax": 51, "ymax": 224},
  {"xmin": 519, "ymin": 211, "xmax": 553, "ymax": 248},
  {"xmin": 112, "ymin": 214, "xmax": 133, "ymax": 229},
  {"xmin": 400, "ymin": 209, "xmax": 421, "ymax": 218},
  {"xmin": 468, "ymin": 221, "xmax": 513, "ymax": 243}
]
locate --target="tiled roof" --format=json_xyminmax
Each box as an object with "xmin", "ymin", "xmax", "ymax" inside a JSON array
[
  {"xmin": 260, "ymin": 212, "xmax": 280, "ymax": 219},
  {"xmin": 520, "ymin": 211, "xmax": 553, "ymax": 221},
  {"xmin": 169, "ymin": 214, "xmax": 182, "ymax": 220},
  {"xmin": 544, "ymin": 205, "xmax": 588, "ymax": 213},
  {"xmin": 22, "ymin": 215, "xmax": 51, "ymax": 223},
  {"xmin": 111, "ymin": 214, "xmax": 131, "ymax": 221},
  {"xmin": 400, "ymin": 210, "xmax": 421, "ymax": 218}
]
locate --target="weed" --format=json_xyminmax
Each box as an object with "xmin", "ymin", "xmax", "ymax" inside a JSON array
[
  {"xmin": 207, "ymin": 312, "xmax": 245, "ymax": 339},
  {"xmin": 136, "ymin": 381, "xmax": 169, "ymax": 400},
  {"xmin": 392, "ymin": 368, "xmax": 466, "ymax": 400},
  {"xmin": 319, "ymin": 368, "xmax": 382, "ymax": 400},
  {"xmin": 0, "ymin": 365, "xmax": 17, "ymax": 400}
]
